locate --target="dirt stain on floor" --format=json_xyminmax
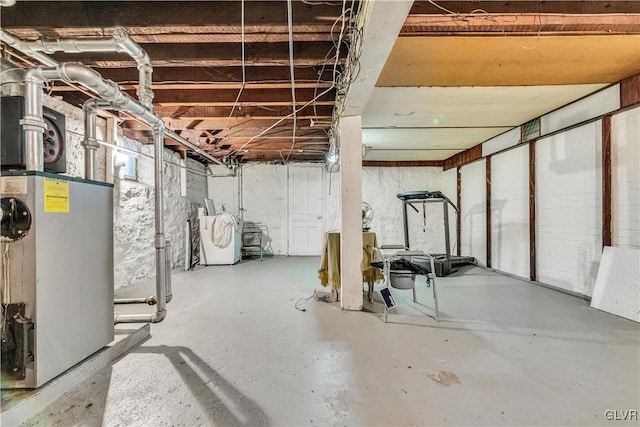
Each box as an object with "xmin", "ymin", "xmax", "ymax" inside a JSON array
[{"xmin": 427, "ymin": 371, "xmax": 461, "ymax": 386}]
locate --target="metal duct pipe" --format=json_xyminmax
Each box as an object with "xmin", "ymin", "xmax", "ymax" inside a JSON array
[
  {"xmin": 2, "ymin": 26, "xmax": 227, "ymax": 167},
  {"xmin": 0, "ymin": 57, "xmax": 25, "ymax": 95},
  {"xmin": 165, "ymin": 240, "xmax": 173, "ymax": 303},
  {"xmin": 114, "ymin": 123, "xmax": 168, "ymax": 324},
  {"xmin": 83, "ymin": 98, "xmax": 113, "ymax": 180},
  {"xmin": 22, "ymin": 72, "xmax": 46, "ymax": 171},
  {"xmin": 115, "ymin": 296, "xmax": 157, "ymax": 305},
  {"xmin": 0, "ymin": 28, "xmax": 59, "ymax": 67},
  {"xmin": 23, "ymin": 63, "xmax": 166, "ymax": 323},
  {"xmin": 20, "ymin": 28, "xmax": 154, "ymax": 109},
  {"xmin": 164, "ymin": 128, "xmax": 227, "ymax": 167}
]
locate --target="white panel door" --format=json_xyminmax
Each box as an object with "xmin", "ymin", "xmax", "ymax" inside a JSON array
[{"xmin": 288, "ymin": 165, "xmax": 324, "ymax": 255}]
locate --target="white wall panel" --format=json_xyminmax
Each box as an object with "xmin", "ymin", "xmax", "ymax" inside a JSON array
[
  {"xmin": 541, "ymin": 84, "xmax": 619, "ymax": 135},
  {"xmin": 491, "ymin": 146, "xmax": 529, "ymax": 278},
  {"xmin": 482, "ymin": 128, "xmax": 521, "ymax": 157},
  {"xmin": 362, "ymin": 167, "xmax": 444, "ymax": 252},
  {"xmin": 611, "ymin": 106, "xmax": 640, "ymax": 248},
  {"xmin": 536, "ymin": 121, "xmax": 602, "ymax": 296},
  {"xmin": 442, "ymin": 168, "xmax": 458, "ymax": 255},
  {"xmin": 460, "ymin": 160, "xmax": 487, "ymax": 266}
]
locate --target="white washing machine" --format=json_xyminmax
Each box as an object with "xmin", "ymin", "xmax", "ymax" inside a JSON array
[{"xmin": 199, "ymin": 214, "xmax": 242, "ymax": 265}]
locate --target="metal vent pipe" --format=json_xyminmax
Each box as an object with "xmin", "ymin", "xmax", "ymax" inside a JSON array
[
  {"xmin": 25, "ymin": 63, "xmax": 166, "ymax": 323},
  {"xmin": 2, "ymin": 27, "xmax": 154, "ymax": 109}
]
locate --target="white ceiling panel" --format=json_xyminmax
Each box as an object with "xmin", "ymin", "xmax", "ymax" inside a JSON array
[
  {"xmin": 362, "ymin": 85, "xmax": 606, "ymax": 128},
  {"xmin": 362, "ymin": 127, "xmax": 511, "ymax": 150}
]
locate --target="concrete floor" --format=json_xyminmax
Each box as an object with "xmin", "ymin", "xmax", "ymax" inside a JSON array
[{"xmin": 12, "ymin": 257, "xmax": 640, "ymax": 426}]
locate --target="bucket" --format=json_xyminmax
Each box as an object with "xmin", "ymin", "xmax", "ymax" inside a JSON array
[{"xmin": 389, "ymin": 270, "xmax": 416, "ymax": 289}]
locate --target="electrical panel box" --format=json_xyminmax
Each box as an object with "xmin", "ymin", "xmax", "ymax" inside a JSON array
[{"xmin": 0, "ymin": 172, "xmax": 113, "ymax": 388}]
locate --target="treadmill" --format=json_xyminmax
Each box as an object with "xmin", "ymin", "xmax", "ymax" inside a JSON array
[{"xmin": 397, "ymin": 190, "xmax": 475, "ymax": 276}]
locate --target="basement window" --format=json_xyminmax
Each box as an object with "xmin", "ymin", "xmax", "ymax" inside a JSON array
[{"xmin": 115, "ymin": 137, "xmax": 139, "ymax": 181}]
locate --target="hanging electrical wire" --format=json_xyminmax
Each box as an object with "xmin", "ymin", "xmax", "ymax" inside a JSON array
[
  {"xmin": 225, "ymin": 0, "xmax": 246, "ymax": 129},
  {"xmin": 284, "ymin": 0, "xmax": 297, "ymax": 163},
  {"xmin": 226, "ymin": 0, "xmax": 360, "ymax": 162}
]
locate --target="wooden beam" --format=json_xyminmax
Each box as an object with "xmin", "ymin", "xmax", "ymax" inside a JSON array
[
  {"xmin": 409, "ymin": 1, "xmax": 640, "ymax": 15},
  {"xmin": 620, "ymin": 73, "xmax": 640, "ymax": 107},
  {"xmin": 51, "ymin": 81, "xmax": 335, "ymax": 92},
  {"xmin": 0, "ymin": 1, "xmax": 346, "ymax": 28},
  {"xmin": 402, "ymin": 14, "xmax": 640, "ymax": 36},
  {"xmin": 45, "ymin": 41, "xmax": 340, "ymax": 67},
  {"xmin": 443, "ymin": 144, "xmax": 482, "ymax": 170},
  {"xmin": 128, "ymin": 88, "xmax": 335, "ymax": 106},
  {"xmin": 92, "ymin": 66, "xmax": 335, "ymax": 86},
  {"xmin": 362, "ymin": 160, "xmax": 443, "ymax": 167},
  {"xmin": 151, "ymin": 105, "xmax": 334, "ymax": 120},
  {"xmin": 602, "ymin": 114, "xmax": 612, "ymax": 248},
  {"xmin": 528, "ymin": 140, "xmax": 537, "ymax": 282}
]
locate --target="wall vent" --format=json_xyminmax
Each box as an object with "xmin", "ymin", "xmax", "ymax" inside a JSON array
[{"xmin": 521, "ymin": 118, "xmax": 540, "ymax": 142}]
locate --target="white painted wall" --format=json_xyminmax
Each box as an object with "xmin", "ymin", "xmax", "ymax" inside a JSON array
[
  {"xmin": 208, "ymin": 163, "xmax": 332, "ymax": 256},
  {"xmin": 208, "ymin": 164, "xmax": 447, "ymax": 255},
  {"xmin": 362, "ymin": 166, "xmax": 445, "ymax": 253},
  {"xmin": 611, "ymin": 106, "xmax": 640, "ymax": 248},
  {"xmin": 113, "ymin": 144, "xmax": 207, "ymax": 288},
  {"xmin": 442, "ymin": 168, "xmax": 458, "ymax": 255},
  {"xmin": 491, "ymin": 146, "xmax": 529, "ymax": 279},
  {"xmin": 536, "ymin": 121, "xmax": 602, "ymax": 296},
  {"xmin": 460, "ymin": 160, "xmax": 487, "ymax": 265}
]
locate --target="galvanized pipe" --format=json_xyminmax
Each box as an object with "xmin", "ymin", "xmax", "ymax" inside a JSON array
[
  {"xmin": 113, "ymin": 124, "xmax": 168, "ymax": 324},
  {"xmin": 165, "ymin": 240, "xmax": 173, "ymax": 303},
  {"xmin": 0, "ymin": 57, "xmax": 25, "ymax": 94},
  {"xmin": 22, "ymin": 72, "xmax": 46, "ymax": 171},
  {"xmin": 23, "ymin": 64, "xmax": 166, "ymax": 323},
  {"xmin": 82, "ymin": 99, "xmax": 112, "ymax": 181},
  {"xmin": 114, "ymin": 296, "xmax": 157, "ymax": 305},
  {"xmin": 0, "ymin": 28, "xmax": 59, "ymax": 67},
  {"xmin": 18, "ymin": 28, "xmax": 154, "ymax": 109}
]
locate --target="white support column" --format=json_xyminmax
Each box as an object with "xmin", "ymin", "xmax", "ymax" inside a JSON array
[{"xmin": 339, "ymin": 115, "xmax": 363, "ymax": 311}]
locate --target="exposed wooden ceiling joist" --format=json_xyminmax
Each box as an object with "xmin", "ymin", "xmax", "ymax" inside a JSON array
[
  {"xmin": 46, "ymin": 41, "xmax": 340, "ymax": 68},
  {"xmin": 409, "ymin": 1, "xmax": 640, "ymax": 15},
  {"xmin": 403, "ymin": 13, "xmax": 640, "ymax": 36},
  {"xmin": 0, "ymin": 1, "xmax": 346, "ymax": 28},
  {"xmin": 129, "ymin": 88, "xmax": 335, "ymax": 107}
]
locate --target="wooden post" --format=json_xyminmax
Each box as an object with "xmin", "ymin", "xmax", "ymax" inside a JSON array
[
  {"xmin": 602, "ymin": 114, "xmax": 612, "ymax": 247},
  {"xmin": 529, "ymin": 141, "xmax": 537, "ymax": 282},
  {"xmin": 339, "ymin": 115, "xmax": 363, "ymax": 311},
  {"xmin": 456, "ymin": 167, "xmax": 461, "ymax": 257},
  {"xmin": 486, "ymin": 156, "xmax": 492, "ymax": 269}
]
